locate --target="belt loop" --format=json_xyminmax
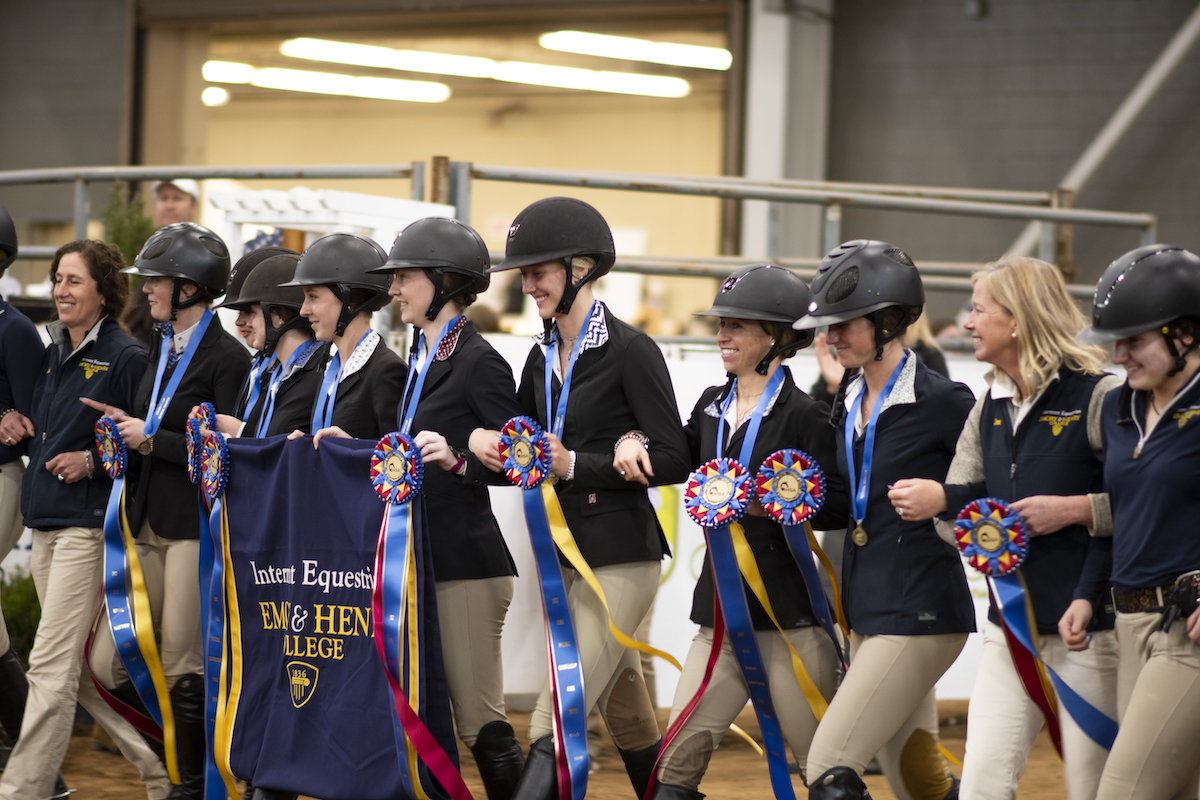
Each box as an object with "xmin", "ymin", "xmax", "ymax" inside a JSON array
[{"xmin": 1156, "ymin": 586, "xmax": 1165, "ymax": 607}]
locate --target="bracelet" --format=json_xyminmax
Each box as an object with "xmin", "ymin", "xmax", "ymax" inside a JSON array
[
  {"xmin": 565, "ymin": 450, "xmax": 577, "ymax": 482},
  {"xmin": 614, "ymin": 430, "xmax": 650, "ymax": 454},
  {"xmin": 83, "ymin": 450, "xmax": 94, "ymax": 479},
  {"xmin": 0, "ymin": 408, "xmax": 14, "ymax": 424}
]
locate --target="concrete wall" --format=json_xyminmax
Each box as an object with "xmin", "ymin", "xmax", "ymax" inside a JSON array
[
  {"xmin": 0, "ymin": 0, "xmax": 134, "ymax": 221},
  {"xmin": 826, "ymin": 0, "xmax": 1200, "ymax": 297}
]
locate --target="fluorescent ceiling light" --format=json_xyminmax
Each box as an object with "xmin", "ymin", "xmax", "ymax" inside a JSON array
[
  {"xmin": 201, "ymin": 86, "xmax": 231, "ymax": 106},
  {"xmin": 282, "ymin": 38, "xmax": 493, "ymax": 79},
  {"xmin": 203, "ymin": 60, "xmax": 254, "ymax": 83},
  {"xmin": 279, "ymin": 37, "xmax": 691, "ymax": 98},
  {"xmin": 539, "ymin": 31, "xmax": 731, "ymax": 71},
  {"xmin": 201, "ymin": 61, "xmax": 449, "ymax": 103},
  {"xmin": 493, "ymin": 61, "xmax": 689, "ymax": 97}
]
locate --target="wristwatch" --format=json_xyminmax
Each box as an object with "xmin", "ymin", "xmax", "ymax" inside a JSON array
[{"xmin": 137, "ymin": 437, "xmax": 154, "ymax": 455}]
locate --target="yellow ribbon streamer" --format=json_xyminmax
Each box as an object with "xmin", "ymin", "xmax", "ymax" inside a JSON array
[
  {"xmin": 117, "ymin": 490, "xmax": 180, "ymax": 783},
  {"xmin": 539, "ymin": 484, "xmax": 765, "ymax": 752},
  {"xmin": 402, "ymin": 513, "xmax": 431, "ymax": 800},
  {"xmin": 541, "ymin": 483, "xmax": 682, "ymax": 671},
  {"xmin": 215, "ymin": 501, "xmax": 246, "ymax": 796},
  {"xmin": 806, "ymin": 523, "xmax": 849, "ymax": 636},
  {"xmin": 729, "ymin": 522, "xmax": 830, "ymax": 721}
]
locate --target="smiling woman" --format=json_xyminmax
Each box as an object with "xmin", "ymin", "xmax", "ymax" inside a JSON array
[{"xmin": 51, "ymin": 242, "xmax": 130, "ymax": 350}]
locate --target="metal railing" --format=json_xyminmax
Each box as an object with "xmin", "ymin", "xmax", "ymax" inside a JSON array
[
  {"xmin": 449, "ymin": 162, "xmax": 1157, "ymax": 262},
  {"xmin": 0, "ymin": 162, "xmax": 425, "ymax": 241},
  {"xmin": 1, "ymin": 159, "xmax": 1136, "ymax": 300}
]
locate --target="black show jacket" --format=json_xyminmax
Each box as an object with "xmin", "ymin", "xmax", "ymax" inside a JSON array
[
  {"xmin": 837, "ymin": 358, "xmax": 976, "ymax": 636},
  {"xmin": 401, "ymin": 321, "xmax": 520, "ymax": 581},
  {"xmin": 685, "ymin": 368, "xmax": 849, "ymax": 630},
  {"xmin": 244, "ymin": 341, "xmax": 329, "ymax": 437},
  {"xmin": 321, "ymin": 337, "xmax": 407, "ymax": 441},
  {"xmin": 517, "ymin": 306, "xmax": 690, "ymax": 568},
  {"xmin": 127, "ymin": 317, "xmax": 251, "ymax": 539}
]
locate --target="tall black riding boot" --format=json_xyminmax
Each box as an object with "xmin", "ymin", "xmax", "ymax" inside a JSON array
[
  {"xmin": 650, "ymin": 783, "xmax": 705, "ymax": 800},
  {"xmin": 166, "ymin": 675, "xmax": 206, "ymax": 800},
  {"xmin": 0, "ymin": 647, "xmax": 29, "ymax": 741},
  {"xmin": 617, "ymin": 738, "xmax": 662, "ymax": 799},
  {"xmin": 0, "ymin": 648, "xmax": 69, "ymax": 796},
  {"xmin": 511, "ymin": 734, "xmax": 557, "ymax": 800},
  {"xmin": 808, "ymin": 766, "xmax": 873, "ymax": 800},
  {"xmin": 469, "ymin": 720, "xmax": 525, "ymax": 800}
]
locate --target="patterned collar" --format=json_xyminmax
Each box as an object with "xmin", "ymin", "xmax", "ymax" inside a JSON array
[
  {"xmin": 334, "ymin": 329, "xmax": 380, "ymax": 382},
  {"xmin": 704, "ymin": 371, "xmax": 786, "ymax": 420},
  {"xmin": 276, "ymin": 339, "xmax": 323, "ymax": 381},
  {"xmin": 539, "ymin": 301, "xmax": 609, "ymax": 379},
  {"xmin": 843, "ymin": 348, "xmax": 918, "ymax": 432},
  {"xmin": 434, "ymin": 315, "xmax": 468, "ymax": 362}
]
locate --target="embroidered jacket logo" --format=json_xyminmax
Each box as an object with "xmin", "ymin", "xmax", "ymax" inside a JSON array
[
  {"xmin": 287, "ymin": 661, "xmax": 319, "ymax": 708},
  {"xmin": 80, "ymin": 359, "xmax": 110, "ymax": 379},
  {"xmin": 1175, "ymin": 405, "xmax": 1200, "ymax": 429},
  {"xmin": 1038, "ymin": 409, "xmax": 1081, "ymax": 436}
]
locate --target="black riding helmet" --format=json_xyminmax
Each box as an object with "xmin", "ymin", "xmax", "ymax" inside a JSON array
[
  {"xmin": 216, "ymin": 246, "xmax": 299, "ymax": 311},
  {"xmin": 793, "ymin": 239, "xmax": 924, "ymax": 360},
  {"xmin": 1078, "ymin": 244, "xmax": 1200, "ymax": 377},
  {"xmin": 696, "ymin": 264, "xmax": 815, "ymax": 375},
  {"xmin": 0, "ymin": 205, "xmax": 17, "ymax": 273},
  {"xmin": 280, "ymin": 233, "xmax": 389, "ymax": 337},
  {"xmin": 237, "ymin": 253, "xmax": 311, "ymax": 352},
  {"xmin": 369, "ymin": 217, "xmax": 490, "ymax": 322},
  {"xmin": 490, "ymin": 197, "xmax": 615, "ymax": 315},
  {"xmin": 124, "ymin": 223, "xmax": 231, "ymax": 320}
]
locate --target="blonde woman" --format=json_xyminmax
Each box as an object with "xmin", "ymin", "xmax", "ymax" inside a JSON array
[{"xmin": 892, "ymin": 257, "xmax": 1121, "ymax": 800}]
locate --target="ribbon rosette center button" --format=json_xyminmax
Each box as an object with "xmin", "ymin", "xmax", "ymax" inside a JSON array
[
  {"xmin": 772, "ymin": 470, "xmax": 802, "ymax": 503},
  {"xmin": 511, "ymin": 438, "xmax": 533, "ymax": 469},
  {"xmin": 702, "ymin": 475, "xmax": 735, "ymax": 506},
  {"xmin": 383, "ymin": 451, "xmax": 406, "ymax": 483},
  {"xmin": 974, "ymin": 520, "xmax": 1005, "ymax": 553}
]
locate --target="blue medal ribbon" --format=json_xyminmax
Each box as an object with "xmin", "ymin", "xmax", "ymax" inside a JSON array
[
  {"xmin": 954, "ymin": 498, "xmax": 1119, "ymax": 750},
  {"xmin": 696, "ymin": 368, "xmax": 798, "ymax": 800},
  {"xmin": 144, "ymin": 309, "xmax": 214, "ymax": 438},
  {"xmin": 312, "ymin": 331, "xmax": 372, "ymax": 432},
  {"xmin": 843, "ymin": 352, "xmax": 907, "ymax": 534},
  {"xmin": 97, "ymin": 417, "xmax": 179, "ymax": 783},
  {"xmin": 254, "ymin": 340, "xmax": 321, "ymax": 438},
  {"xmin": 370, "ymin": 433, "xmax": 469, "ymax": 800},
  {"xmin": 499, "ymin": 413, "xmax": 587, "ymax": 800},
  {"xmin": 399, "ymin": 316, "xmax": 462, "ymax": 435},
  {"xmin": 197, "ymin": 433, "xmax": 233, "ymax": 800},
  {"xmin": 544, "ymin": 301, "xmax": 597, "ymax": 439}
]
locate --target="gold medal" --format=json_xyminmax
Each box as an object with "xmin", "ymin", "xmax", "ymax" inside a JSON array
[{"xmin": 852, "ymin": 524, "xmax": 868, "ymax": 546}]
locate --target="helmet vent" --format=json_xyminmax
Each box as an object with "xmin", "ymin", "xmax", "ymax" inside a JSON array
[
  {"xmin": 827, "ymin": 266, "xmax": 859, "ymax": 304},
  {"xmin": 142, "ymin": 237, "xmax": 172, "ymax": 260},
  {"xmin": 199, "ymin": 236, "xmax": 228, "ymax": 259},
  {"xmin": 882, "ymin": 247, "xmax": 914, "ymax": 266}
]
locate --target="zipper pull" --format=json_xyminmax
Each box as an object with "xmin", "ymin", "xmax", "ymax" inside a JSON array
[{"xmin": 1010, "ymin": 463, "xmax": 1016, "ymax": 478}]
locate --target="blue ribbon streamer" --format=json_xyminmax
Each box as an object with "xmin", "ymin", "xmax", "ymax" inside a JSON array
[
  {"xmin": 101, "ymin": 477, "xmax": 167, "ymax": 728},
  {"xmin": 779, "ymin": 524, "xmax": 845, "ymax": 666},
  {"xmin": 704, "ymin": 366, "xmax": 796, "ymax": 798},
  {"xmin": 254, "ymin": 340, "xmax": 320, "ymax": 438},
  {"xmin": 843, "ymin": 352, "xmax": 907, "ymax": 529},
  {"xmin": 991, "ymin": 574, "xmax": 1119, "ymax": 749},
  {"xmin": 312, "ymin": 331, "xmax": 372, "ymax": 431},
  {"xmin": 199, "ymin": 492, "xmax": 226, "ymax": 800},
  {"xmin": 145, "ymin": 309, "xmax": 214, "ymax": 438},
  {"xmin": 706, "ymin": 524, "xmax": 797, "ymax": 800},
  {"xmin": 522, "ymin": 488, "xmax": 589, "ymax": 800},
  {"xmin": 399, "ymin": 316, "xmax": 462, "ymax": 435}
]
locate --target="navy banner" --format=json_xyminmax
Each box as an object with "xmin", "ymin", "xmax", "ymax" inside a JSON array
[{"xmin": 220, "ymin": 435, "xmax": 456, "ymax": 800}]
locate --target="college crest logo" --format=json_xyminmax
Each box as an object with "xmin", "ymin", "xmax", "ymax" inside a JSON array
[
  {"xmin": 1175, "ymin": 405, "xmax": 1200, "ymax": 429},
  {"xmin": 1038, "ymin": 409, "xmax": 1081, "ymax": 436},
  {"xmin": 80, "ymin": 359, "xmax": 110, "ymax": 379},
  {"xmin": 287, "ymin": 661, "xmax": 319, "ymax": 708}
]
